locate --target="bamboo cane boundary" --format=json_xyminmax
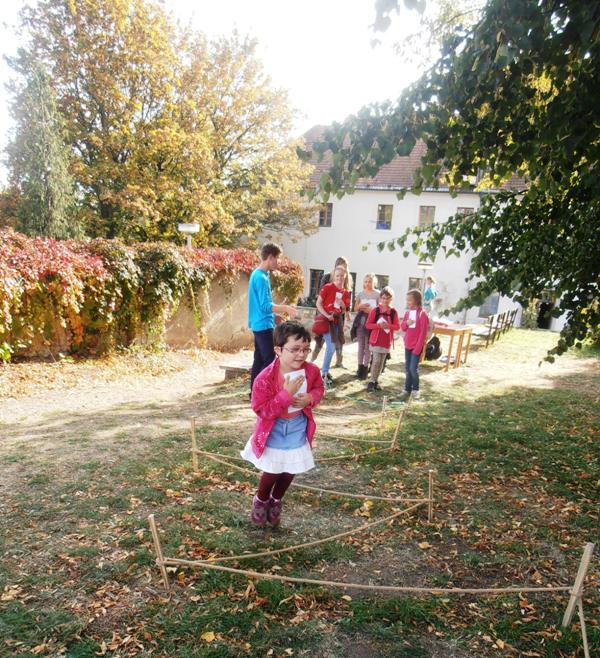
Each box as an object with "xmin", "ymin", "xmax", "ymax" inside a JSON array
[
  {"xmin": 148, "ymin": 510, "xmax": 594, "ymax": 658},
  {"xmin": 148, "ymin": 513, "xmax": 594, "ymax": 657},
  {"xmin": 190, "ymin": 502, "xmax": 424, "ymax": 564},
  {"xmin": 191, "ymin": 448, "xmax": 432, "ymax": 506},
  {"xmin": 169, "ymin": 397, "xmax": 594, "ymax": 652}
]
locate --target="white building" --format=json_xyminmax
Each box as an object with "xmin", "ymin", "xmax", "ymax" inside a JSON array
[{"xmin": 276, "ymin": 127, "xmax": 523, "ymax": 325}]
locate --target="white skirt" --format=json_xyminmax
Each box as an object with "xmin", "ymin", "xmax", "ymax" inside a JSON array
[{"xmin": 240, "ymin": 438, "xmax": 315, "ymax": 474}]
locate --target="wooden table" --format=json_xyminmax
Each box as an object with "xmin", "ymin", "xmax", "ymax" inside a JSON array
[{"xmin": 422, "ymin": 324, "xmax": 473, "ymax": 372}]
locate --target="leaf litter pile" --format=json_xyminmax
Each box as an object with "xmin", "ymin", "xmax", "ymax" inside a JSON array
[{"xmin": 0, "ymin": 331, "xmax": 598, "ymax": 657}]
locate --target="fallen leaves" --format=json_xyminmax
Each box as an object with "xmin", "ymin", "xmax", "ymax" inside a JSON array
[{"xmin": 1, "ymin": 585, "xmax": 23, "ymax": 601}]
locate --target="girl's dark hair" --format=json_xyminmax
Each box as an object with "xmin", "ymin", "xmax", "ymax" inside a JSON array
[
  {"xmin": 274, "ymin": 320, "xmax": 311, "ymax": 347},
  {"xmin": 407, "ymin": 288, "xmax": 423, "ymax": 306}
]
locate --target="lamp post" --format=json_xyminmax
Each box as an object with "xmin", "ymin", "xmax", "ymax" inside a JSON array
[
  {"xmin": 177, "ymin": 222, "xmax": 200, "ymax": 250},
  {"xmin": 417, "ymin": 260, "xmax": 434, "ymax": 293}
]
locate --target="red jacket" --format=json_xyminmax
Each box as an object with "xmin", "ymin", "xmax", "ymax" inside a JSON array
[
  {"xmin": 319, "ymin": 282, "xmax": 351, "ymax": 316},
  {"xmin": 250, "ymin": 358, "xmax": 324, "ymax": 458},
  {"xmin": 365, "ymin": 306, "xmax": 400, "ymax": 349},
  {"xmin": 401, "ymin": 308, "xmax": 429, "ymax": 355}
]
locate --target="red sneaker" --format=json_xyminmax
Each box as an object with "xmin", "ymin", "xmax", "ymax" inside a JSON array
[{"xmin": 251, "ymin": 495, "xmax": 269, "ymax": 526}]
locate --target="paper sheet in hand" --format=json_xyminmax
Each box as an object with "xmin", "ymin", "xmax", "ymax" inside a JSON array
[
  {"xmin": 286, "ymin": 369, "xmax": 307, "ymax": 412},
  {"xmin": 408, "ymin": 309, "xmax": 417, "ymax": 328},
  {"xmin": 366, "ymin": 299, "xmax": 377, "ymax": 309},
  {"xmin": 377, "ymin": 315, "xmax": 390, "ymax": 334}
]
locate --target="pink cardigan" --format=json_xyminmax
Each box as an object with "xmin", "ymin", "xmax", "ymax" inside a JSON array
[
  {"xmin": 401, "ymin": 308, "xmax": 429, "ymax": 356},
  {"xmin": 250, "ymin": 358, "xmax": 324, "ymax": 458}
]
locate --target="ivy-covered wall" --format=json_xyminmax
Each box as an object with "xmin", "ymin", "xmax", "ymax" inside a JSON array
[{"xmin": 0, "ymin": 229, "xmax": 304, "ymax": 360}]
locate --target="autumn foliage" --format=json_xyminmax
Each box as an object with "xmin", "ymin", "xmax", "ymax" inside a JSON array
[
  {"xmin": 0, "ymin": 229, "xmax": 303, "ymax": 359},
  {"xmin": 6, "ymin": 0, "xmax": 315, "ymax": 245}
]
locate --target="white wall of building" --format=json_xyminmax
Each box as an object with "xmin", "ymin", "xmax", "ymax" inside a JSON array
[{"xmin": 276, "ymin": 188, "xmax": 522, "ymax": 324}]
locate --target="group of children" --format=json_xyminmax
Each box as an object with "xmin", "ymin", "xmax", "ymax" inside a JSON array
[
  {"xmin": 241, "ymin": 280, "xmax": 430, "ymax": 527},
  {"xmin": 325, "ymin": 270, "xmax": 429, "ymax": 399}
]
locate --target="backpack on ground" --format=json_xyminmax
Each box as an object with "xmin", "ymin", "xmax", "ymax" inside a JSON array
[{"xmin": 425, "ymin": 335, "xmax": 442, "ymax": 361}]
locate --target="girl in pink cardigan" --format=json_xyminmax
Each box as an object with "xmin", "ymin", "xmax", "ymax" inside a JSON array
[
  {"xmin": 400, "ymin": 289, "xmax": 429, "ymax": 401},
  {"xmin": 240, "ymin": 321, "xmax": 324, "ymax": 527}
]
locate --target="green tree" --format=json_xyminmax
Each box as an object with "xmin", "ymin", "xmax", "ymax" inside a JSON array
[
  {"xmin": 179, "ymin": 33, "xmax": 314, "ymax": 243},
  {"xmin": 12, "ymin": 0, "xmax": 184, "ymax": 240},
  {"xmin": 304, "ymin": 0, "xmax": 600, "ymax": 359},
  {"xmin": 0, "ymin": 186, "xmax": 19, "ymax": 230},
  {"xmin": 7, "ymin": 63, "xmax": 78, "ymax": 239},
  {"xmin": 8, "ymin": 0, "xmax": 313, "ymax": 245}
]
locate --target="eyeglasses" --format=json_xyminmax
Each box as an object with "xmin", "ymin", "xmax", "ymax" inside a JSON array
[{"xmin": 283, "ymin": 347, "xmax": 311, "ymax": 355}]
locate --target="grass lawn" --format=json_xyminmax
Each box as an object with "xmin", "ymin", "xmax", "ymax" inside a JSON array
[{"xmin": 0, "ymin": 330, "xmax": 598, "ymax": 657}]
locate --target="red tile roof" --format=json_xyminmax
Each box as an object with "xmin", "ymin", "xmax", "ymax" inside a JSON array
[{"xmin": 302, "ymin": 125, "xmax": 525, "ymax": 192}]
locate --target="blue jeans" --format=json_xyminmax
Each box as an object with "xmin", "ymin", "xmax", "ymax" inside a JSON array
[
  {"xmin": 404, "ymin": 348, "xmax": 420, "ymax": 392},
  {"xmin": 322, "ymin": 331, "xmax": 336, "ymax": 376},
  {"xmin": 251, "ymin": 329, "xmax": 275, "ymax": 390}
]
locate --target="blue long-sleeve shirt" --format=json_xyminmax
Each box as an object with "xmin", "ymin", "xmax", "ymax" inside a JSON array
[{"xmin": 248, "ymin": 267, "xmax": 274, "ymax": 331}]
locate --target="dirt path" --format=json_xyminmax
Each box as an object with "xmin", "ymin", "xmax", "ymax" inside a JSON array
[
  {"xmin": 0, "ymin": 349, "xmax": 259, "ymax": 495},
  {"xmin": 0, "ymin": 348, "xmax": 257, "ymax": 425},
  {"xmin": 1, "ymin": 332, "xmax": 597, "ymax": 473}
]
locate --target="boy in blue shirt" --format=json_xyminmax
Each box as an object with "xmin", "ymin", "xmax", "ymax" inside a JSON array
[{"xmin": 248, "ymin": 243, "xmax": 297, "ymax": 390}]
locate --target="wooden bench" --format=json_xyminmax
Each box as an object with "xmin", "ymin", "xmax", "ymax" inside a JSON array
[
  {"xmin": 473, "ymin": 309, "xmax": 518, "ymax": 347},
  {"xmin": 219, "ymin": 364, "xmax": 251, "ymax": 381}
]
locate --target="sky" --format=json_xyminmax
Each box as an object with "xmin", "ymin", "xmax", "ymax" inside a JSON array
[{"xmin": 0, "ymin": 0, "xmax": 426, "ymax": 184}]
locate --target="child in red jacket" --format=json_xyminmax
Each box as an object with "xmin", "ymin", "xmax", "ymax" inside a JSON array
[
  {"xmin": 316, "ymin": 267, "xmax": 351, "ymax": 388},
  {"xmin": 365, "ymin": 286, "xmax": 400, "ymax": 392},
  {"xmin": 400, "ymin": 289, "xmax": 429, "ymax": 400}
]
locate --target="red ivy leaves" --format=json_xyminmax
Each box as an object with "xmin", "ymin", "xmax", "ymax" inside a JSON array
[{"xmin": 0, "ymin": 229, "xmax": 304, "ymax": 355}]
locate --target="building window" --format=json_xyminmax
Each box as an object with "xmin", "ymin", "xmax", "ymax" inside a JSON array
[
  {"xmin": 478, "ymin": 292, "xmax": 500, "ymax": 317},
  {"xmin": 456, "ymin": 207, "xmax": 474, "ymax": 216},
  {"xmin": 309, "ymin": 269, "xmax": 324, "ymax": 299},
  {"xmin": 408, "ymin": 277, "xmax": 423, "ymax": 292},
  {"xmin": 376, "ymin": 204, "xmax": 393, "ymax": 230},
  {"xmin": 377, "ymin": 274, "xmax": 389, "ymax": 289},
  {"xmin": 318, "ymin": 203, "xmax": 333, "ymax": 227},
  {"xmin": 418, "ymin": 205, "xmax": 435, "ymax": 228}
]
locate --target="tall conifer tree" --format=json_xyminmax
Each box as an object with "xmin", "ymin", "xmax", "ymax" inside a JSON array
[{"xmin": 8, "ymin": 62, "xmax": 78, "ymax": 239}]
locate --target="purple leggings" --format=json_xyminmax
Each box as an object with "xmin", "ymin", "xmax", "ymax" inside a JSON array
[{"xmin": 257, "ymin": 472, "xmax": 295, "ymax": 501}]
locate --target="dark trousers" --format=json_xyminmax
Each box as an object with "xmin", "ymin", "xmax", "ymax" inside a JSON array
[
  {"xmin": 251, "ymin": 329, "xmax": 275, "ymax": 391},
  {"xmin": 404, "ymin": 348, "xmax": 420, "ymax": 392}
]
